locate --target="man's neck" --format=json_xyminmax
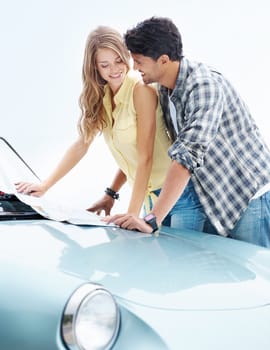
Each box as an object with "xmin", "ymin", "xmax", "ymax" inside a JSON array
[{"xmin": 159, "ymin": 61, "xmax": 180, "ymax": 90}]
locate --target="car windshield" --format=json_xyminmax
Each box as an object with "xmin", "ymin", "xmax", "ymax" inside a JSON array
[
  {"xmin": 0, "ymin": 137, "xmax": 114, "ymax": 225},
  {"xmin": 0, "ymin": 137, "xmax": 40, "ymax": 194},
  {"xmin": 0, "ymin": 137, "xmax": 43, "ymax": 220}
]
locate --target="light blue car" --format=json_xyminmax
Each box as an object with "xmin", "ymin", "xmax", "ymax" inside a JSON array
[{"xmin": 1, "ymin": 137, "xmax": 270, "ymax": 350}]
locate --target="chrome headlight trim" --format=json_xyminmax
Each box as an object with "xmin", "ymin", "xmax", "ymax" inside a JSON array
[{"xmin": 61, "ymin": 283, "xmax": 120, "ymax": 350}]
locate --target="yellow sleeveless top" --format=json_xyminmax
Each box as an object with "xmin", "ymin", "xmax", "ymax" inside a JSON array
[{"xmin": 102, "ymin": 70, "xmax": 171, "ymax": 208}]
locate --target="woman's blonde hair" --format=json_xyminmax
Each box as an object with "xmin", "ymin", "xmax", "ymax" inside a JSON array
[{"xmin": 78, "ymin": 26, "xmax": 131, "ymax": 142}]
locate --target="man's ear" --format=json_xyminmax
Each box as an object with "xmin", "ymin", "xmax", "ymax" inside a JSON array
[{"xmin": 158, "ymin": 54, "xmax": 170, "ymax": 65}]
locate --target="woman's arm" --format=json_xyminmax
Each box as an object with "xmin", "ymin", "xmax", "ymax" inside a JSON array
[
  {"xmin": 127, "ymin": 82, "xmax": 158, "ymax": 215},
  {"xmin": 15, "ymin": 135, "xmax": 91, "ymax": 196},
  {"xmin": 107, "ymin": 168, "xmax": 127, "ymax": 194},
  {"xmin": 87, "ymin": 168, "xmax": 127, "ymax": 215},
  {"xmin": 103, "ymin": 161, "xmax": 190, "ymax": 232}
]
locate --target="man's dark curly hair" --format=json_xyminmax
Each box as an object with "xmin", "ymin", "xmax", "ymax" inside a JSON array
[{"xmin": 124, "ymin": 17, "xmax": 183, "ymax": 61}]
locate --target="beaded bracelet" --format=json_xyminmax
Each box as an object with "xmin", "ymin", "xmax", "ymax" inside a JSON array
[{"xmin": 105, "ymin": 187, "xmax": 120, "ymax": 200}]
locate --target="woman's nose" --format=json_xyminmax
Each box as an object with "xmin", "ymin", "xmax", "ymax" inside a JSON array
[{"xmin": 110, "ymin": 64, "xmax": 119, "ymax": 73}]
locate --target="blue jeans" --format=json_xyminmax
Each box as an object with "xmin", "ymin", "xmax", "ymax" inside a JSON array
[
  {"xmin": 147, "ymin": 181, "xmax": 270, "ymax": 248},
  {"xmin": 148, "ymin": 179, "xmax": 207, "ymax": 231},
  {"xmin": 204, "ymin": 191, "xmax": 270, "ymax": 248}
]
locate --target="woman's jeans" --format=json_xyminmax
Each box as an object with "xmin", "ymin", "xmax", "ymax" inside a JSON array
[{"xmin": 147, "ymin": 180, "xmax": 270, "ymax": 248}]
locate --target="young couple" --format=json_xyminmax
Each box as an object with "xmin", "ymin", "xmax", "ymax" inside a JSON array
[{"xmin": 16, "ymin": 17, "xmax": 270, "ymax": 248}]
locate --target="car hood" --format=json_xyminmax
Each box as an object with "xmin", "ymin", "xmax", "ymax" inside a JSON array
[{"xmin": 1, "ymin": 220, "xmax": 270, "ymax": 311}]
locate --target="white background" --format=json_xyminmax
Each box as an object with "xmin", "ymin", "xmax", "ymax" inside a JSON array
[{"xmin": 1, "ymin": 0, "xmax": 270, "ymax": 211}]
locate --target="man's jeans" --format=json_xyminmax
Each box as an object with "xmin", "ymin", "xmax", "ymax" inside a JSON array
[
  {"xmin": 151, "ymin": 180, "xmax": 206, "ymax": 230},
  {"xmin": 204, "ymin": 191, "xmax": 270, "ymax": 248},
  {"xmin": 149, "ymin": 180, "xmax": 270, "ymax": 248}
]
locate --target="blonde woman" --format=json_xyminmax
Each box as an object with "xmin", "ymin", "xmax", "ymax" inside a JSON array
[{"xmin": 16, "ymin": 26, "xmax": 172, "ymax": 219}]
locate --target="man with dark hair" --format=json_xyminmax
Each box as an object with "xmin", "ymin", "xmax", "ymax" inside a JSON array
[{"xmin": 106, "ymin": 16, "xmax": 270, "ymax": 247}]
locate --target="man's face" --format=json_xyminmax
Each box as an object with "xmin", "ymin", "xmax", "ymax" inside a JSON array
[{"xmin": 131, "ymin": 53, "xmax": 162, "ymax": 84}]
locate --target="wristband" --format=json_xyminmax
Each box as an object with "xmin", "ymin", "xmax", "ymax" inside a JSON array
[
  {"xmin": 144, "ymin": 213, "xmax": 159, "ymax": 233},
  {"xmin": 105, "ymin": 187, "xmax": 119, "ymax": 200}
]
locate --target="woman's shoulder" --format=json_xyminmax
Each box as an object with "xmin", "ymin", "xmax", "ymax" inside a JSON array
[
  {"xmin": 127, "ymin": 70, "xmax": 157, "ymax": 93},
  {"xmin": 122, "ymin": 70, "xmax": 142, "ymax": 92},
  {"xmin": 134, "ymin": 80, "xmax": 158, "ymax": 99},
  {"xmin": 127, "ymin": 69, "xmax": 143, "ymax": 82}
]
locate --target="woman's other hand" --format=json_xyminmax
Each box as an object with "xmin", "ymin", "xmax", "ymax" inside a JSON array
[
  {"xmin": 15, "ymin": 182, "xmax": 48, "ymax": 197},
  {"xmin": 87, "ymin": 195, "xmax": 115, "ymax": 216}
]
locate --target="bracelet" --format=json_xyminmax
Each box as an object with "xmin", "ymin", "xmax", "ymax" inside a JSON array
[{"xmin": 105, "ymin": 187, "xmax": 119, "ymax": 200}]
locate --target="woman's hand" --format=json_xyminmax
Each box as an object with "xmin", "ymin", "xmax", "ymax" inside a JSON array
[
  {"xmin": 87, "ymin": 195, "xmax": 115, "ymax": 216},
  {"xmin": 15, "ymin": 182, "xmax": 48, "ymax": 197},
  {"xmin": 102, "ymin": 213, "xmax": 153, "ymax": 233}
]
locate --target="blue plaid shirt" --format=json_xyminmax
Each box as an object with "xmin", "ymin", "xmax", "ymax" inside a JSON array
[{"xmin": 159, "ymin": 57, "xmax": 270, "ymax": 235}]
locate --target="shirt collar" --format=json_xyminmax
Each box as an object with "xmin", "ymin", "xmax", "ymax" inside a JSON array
[
  {"xmin": 159, "ymin": 56, "xmax": 189, "ymax": 98},
  {"xmin": 171, "ymin": 57, "xmax": 189, "ymax": 98}
]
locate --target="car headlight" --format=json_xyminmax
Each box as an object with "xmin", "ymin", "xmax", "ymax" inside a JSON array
[{"xmin": 61, "ymin": 283, "xmax": 120, "ymax": 350}]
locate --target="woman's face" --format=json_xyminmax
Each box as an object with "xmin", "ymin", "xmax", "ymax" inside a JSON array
[{"xmin": 96, "ymin": 48, "xmax": 128, "ymax": 94}]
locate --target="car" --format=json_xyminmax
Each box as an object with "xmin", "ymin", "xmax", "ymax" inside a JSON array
[{"xmin": 1, "ymin": 136, "xmax": 270, "ymax": 350}]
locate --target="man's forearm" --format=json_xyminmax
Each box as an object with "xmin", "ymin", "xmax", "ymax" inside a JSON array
[{"xmin": 152, "ymin": 160, "xmax": 191, "ymax": 225}]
